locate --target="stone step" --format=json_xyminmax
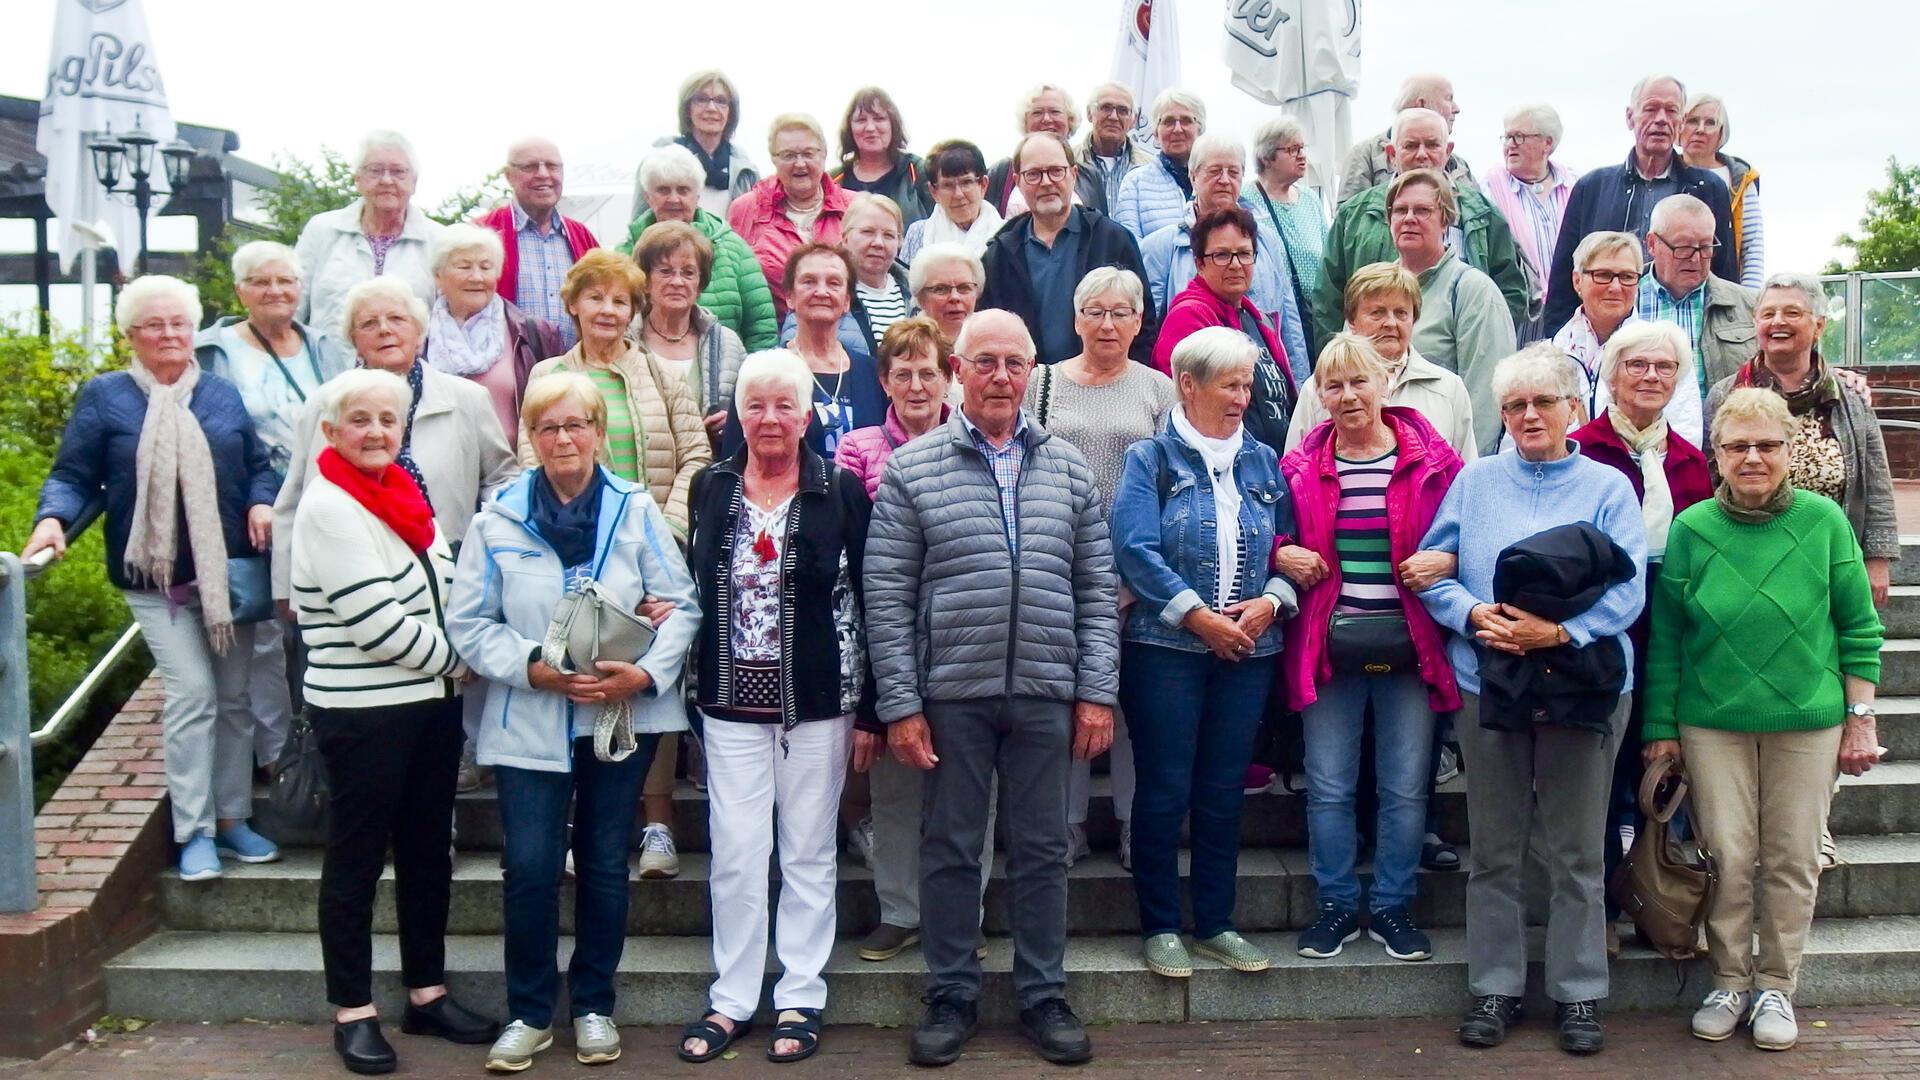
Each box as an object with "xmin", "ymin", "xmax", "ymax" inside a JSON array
[
  {"xmin": 1875, "ymin": 639, "xmax": 1920, "ymax": 697},
  {"xmin": 103, "ymin": 916, "xmax": 1920, "ymax": 1025},
  {"xmin": 1895, "ymin": 536, "xmax": 1920, "ymax": 584},
  {"xmin": 1883, "ymin": 586, "xmax": 1920, "ymax": 637},
  {"xmin": 1877, "ymin": 697, "xmax": 1920, "ymax": 760}
]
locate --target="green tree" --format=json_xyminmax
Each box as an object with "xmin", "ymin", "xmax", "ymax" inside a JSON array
[{"xmin": 1823, "ymin": 158, "xmax": 1920, "ymax": 365}]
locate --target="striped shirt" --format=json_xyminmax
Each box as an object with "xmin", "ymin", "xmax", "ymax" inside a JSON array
[
  {"xmin": 1636, "ymin": 275, "xmax": 1709, "ymax": 398},
  {"xmin": 512, "ymin": 202, "xmax": 579, "ymax": 349},
  {"xmin": 959, "ymin": 408, "xmax": 1028, "ymax": 553},
  {"xmin": 586, "ymin": 367, "xmax": 642, "ymax": 482},
  {"xmin": 1333, "ymin": 450, "xmax": 1399, "ymax": 613},
  {"xmin": 855, "ymin": 278, "xmax": 910, "ymax": 353}
]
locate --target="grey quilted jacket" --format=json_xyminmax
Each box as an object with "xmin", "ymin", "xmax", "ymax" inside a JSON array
[{"xmin": 866, "ymin": 412, "xmax": 1120, "ymax": 723}]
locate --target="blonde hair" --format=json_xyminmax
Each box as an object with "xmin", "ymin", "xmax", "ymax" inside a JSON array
[
  {"xmin": 1386, "ymin": 168, "xmax": 1457, "ymax": 228},
  {"xmin": 766, "ymin": 113, "xmax": 826, "ymax": 155},
  {"xmin": 1343, "ymin": 262, "xmax": 1422, "ymax": 323},
  {"xmin": 1314, "ymin": 332, "xmax": 1391, "ymax": 386},
  {"xmin": 520, "ymin": 371, "xmax": 606, "ymax": 433},
  {"xmin": 1710, "ymin": 386, "xmax": 1792, "ymax": 447}
]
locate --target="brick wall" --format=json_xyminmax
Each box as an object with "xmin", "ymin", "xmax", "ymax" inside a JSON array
[{"xmin": 1867, "ymin": 366, "xmax": 1920, "ymax": 479}]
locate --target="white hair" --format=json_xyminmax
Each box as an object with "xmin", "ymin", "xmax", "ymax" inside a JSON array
[
  {"xmin": 1391, "ymin": 107, "xmax": 1450, "ymax": 142},
  {"xmin": 231, "ymin": 241, "xmax": 300, "ymax": 285},
  {"xmin": 1150, "ymin": 88, "xmax": 1207, "ymax": 128},
  {"xmin": 732, "ymin": 349, "xmax": 815, "ymax": 416},
  {"xmin": 1017, "ymin": 83, "xmax": 1078, "ymax": 135},
  {"xmin": 638, "ymin": 143, "xmax": 705, "ymax": 193},
  {"xmin": 1394, "ymin": 73, "xmax": 1452, "ymax": 112},
  {"xmin": 1502, "ymin": 102, "xmax": 1563, "ymax": 146},
  {"xmin": 429, "ymin": 222, "xmax": 505, "ymax": 278},
  {"xmin": 1489, "ymin": 342, "xmax": 1584, "ymax": 404},
  {"xmin": 116, "ymin": 274, "xmax": 202, "ymax": 334},
  {"xmin": 318, "ymin": 368, "xmax": 410, "ymax": 427},
  {"xmin": 909, "ymin": 243, "xmax": 985, "ymax": 294},
  {"xmin": 1682, "ymin": 93, "xmax": 1730, "ymax": 149},
  {"xmin": 1649, "ymin": 193, "xmax": 1715, "ymax": 236},
  {"xmin": 952, "ymin": 309, "xmax": 1034, "ymax": 360},
  {"xmin": 352, "ymin": 129, "xmax": 416, "ymax": 174},
  {"xmin": 1185, "ymin": 133, "xmax": 1245, "ymax": 179},
  {"xmin": 1598, "ymin": 320, "xmax": 1693, "ymax": 387},
  {"xmin": 1072, "ymin": 267, "xmax": 1144, "ymax": 312},
  {"xmin": 1170, "ymin": 325, "xmax": 1258, "ymax": 388},
  {"xmin": 1084, "ymin": 81, "xmax": 1134, "ymax": 118},
  {"xmin": 1629, "ymin": 74, "xmax": 1686, "ymax": 109},
  {"xmin": 1760, "ymin": 271, "xmax": 1828, "ymax": 316},
  {"xmin": 1251, "ymin": 115, "xmax": 1307, "ymax": 170},
  {"xmin": 339, "ymin": 277, "xmax": 429, "ymax": 341}
]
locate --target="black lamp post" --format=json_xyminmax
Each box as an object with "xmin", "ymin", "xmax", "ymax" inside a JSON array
[{"xmin": 86, "ymin": 117, "xmax": 197, "ymax": 276}]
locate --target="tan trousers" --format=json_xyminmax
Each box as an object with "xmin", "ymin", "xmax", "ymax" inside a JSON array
[
  {"xmin": 1681, "ymin": 723, "xmax": 1842, "ymax": 994},
  {"xmin": 643, "ymin": 733, "xmax": 678, "ymax": 804}
]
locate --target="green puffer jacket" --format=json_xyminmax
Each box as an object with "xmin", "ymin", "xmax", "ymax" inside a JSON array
[
  {"xmin": 623, "ymin": 207, "xmax": 777, "ymax": 352},
  {"xmin": 1311, "ymin": 183, "xmax": 1533, "ymax": 347}
]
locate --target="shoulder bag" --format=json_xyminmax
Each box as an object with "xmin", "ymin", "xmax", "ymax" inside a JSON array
[
  {"xmin": 543, "ymin": 579, "xmax": 658, "ymax": 762},
  {"xmin": 1609, "ymin": 753, "xmax": 1717, "ymax": 959}
]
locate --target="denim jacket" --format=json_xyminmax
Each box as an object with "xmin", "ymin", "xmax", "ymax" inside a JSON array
[{"xmin": 1111, "ymin": 418, "xmax": 1299, "ymax": 655}]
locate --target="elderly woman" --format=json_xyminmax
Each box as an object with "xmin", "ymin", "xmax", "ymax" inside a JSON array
[
  {"xmin": 295, "ymin": 130, "xmax": 444, "ymax": 341},
  {"xmin": 842, "ymin": 194, "xmax": 914, "ymax": 352},
  {"xmin": 1419, "ymin": 343, "xmax": 1647, "ymax": 1056},
  {"xmin": 680, "ymin": 350, "xmax": 874, "ymax": 1064},
  {"xmin": 28, "ymin": 275, "xmax": 280, "ymax": 882},
  {"xmin": 984, "ymin": 83, "xmax": 1080, "ymax": 213},
  {"xmin": 1551, "ymin": 232, "xmax": 1664, "ymax": 431},
  {"xmin": 900, "ymin": 140, "xmax": 1003, "ymax": 265},
  {"xmin": 287, "ymin": 367, "xmax": 497, "ymax": 1073},
  {"xmin": 1387, "ymin": 169, "xmax": 1518, "ymax": 455},
  {"xmin": 422, "ymin": 223, "xmax": 562, "ymax": 448},
  {"xmin": 1274, "ymin": 333, "xmax": 1465, "ymax": 965},
  {"xmin": 634, "ymin": 220, "xmax": 748, "ymax": 439},
  {"xmin": 1028, "ymin": 268, "xmax": 1176, "ymax": 868},
  {"xmin": 1154, "ymin": 207, "xmax": 1294, "ymax": 452},
  {"xmin": 447, "ymin": 373, "xmax": 700, "ymax": 1072},
  {"xmin": 1247, "ymin": 115, "xmax": 1328, "ymax": 351},
  {"xmin": 1112, "ymin": 89, "xmax": 1208, "ymax": 239},
  {"xmin": 636, "ymin": 70, "xmax": 760, "ymax": 221},
  {"xmin": 1644, "ymin": 388, "xmax": 1882, "ymax": 1051},
  {"xmin": 1480, "ymin": 104, "xmax": 1579, "ymax": 341},
  {"xmin": 1110, "ymin": 325, "xmax": 1296, "ymax": 979},
  {"xmin": 830, "ymin": 87, "xmax": 932, "ymax": 225},
  {"xmin": 729, "ymin": 114, "xmax": 850, "ymax": 319},
  {"xmin": 626, "ymin": 143, "xmax": 777, "ymax": 351},
  {"xmin": 1287, "ymin": 263, "xmax": 1476, "ymax": 458},
  {"xmin": 1680, "ymin": 95, "xmax": 1763, "ymax": 288},
  {"xmin": 910, "ymin": 243, "xmax": 986, "ymax": 347},
  {"xmin": 193, "ymin": 242, "xmax": 350, "ymax": 772}
]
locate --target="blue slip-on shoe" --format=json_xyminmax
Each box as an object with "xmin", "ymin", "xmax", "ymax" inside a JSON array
[
  {"xmin": 178, "ymin": 834, "xmax": 223, "ymax": 882},
  {"xmin": 215, "ymin": 821, "xmax": 281, "ymax": 864}
]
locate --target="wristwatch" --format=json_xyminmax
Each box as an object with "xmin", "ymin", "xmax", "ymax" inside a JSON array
[{"xmin": 1848, "ymin": 702, "xmax": 1877, "ymax": 719}]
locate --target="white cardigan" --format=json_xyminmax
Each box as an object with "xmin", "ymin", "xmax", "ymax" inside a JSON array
[
  {"xmin": 291, "ymin": 475, "xmax": 465, "ymax": 709},
  {"xmin": 294, "ymin": 200, "xmax": 444, "ymax": 339}
]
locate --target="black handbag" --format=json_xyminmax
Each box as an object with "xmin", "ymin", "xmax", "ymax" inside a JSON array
[
  {"xmin": 1326, "ymin": 611, "xmax": 1418, "ymax": 676},
  {"xmin": 265, "ymin": 711, "xmax": 330, "ymax": 833},
  {"xmin": 227, "ymin": 555, "xmax": 273, "ymax": 624}
]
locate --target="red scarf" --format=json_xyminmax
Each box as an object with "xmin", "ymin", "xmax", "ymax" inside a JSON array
[{"xmin": 317, "ymin": 447, "xmax": 437, "ymax": 553}]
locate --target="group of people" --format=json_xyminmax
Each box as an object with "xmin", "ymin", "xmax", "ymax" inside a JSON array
[{"xmin": 20, "ymin": 64, "xmax": 1891, "ymax": 1074}]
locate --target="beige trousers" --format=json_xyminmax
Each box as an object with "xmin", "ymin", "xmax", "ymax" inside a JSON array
[{"xmin": 1680, "ymin": 723, "xmax": 1842, "ymax": 994}]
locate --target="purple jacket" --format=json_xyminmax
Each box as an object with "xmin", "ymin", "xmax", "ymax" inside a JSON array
[
  {"xmin": 1278, "ymin": 406, "xmax": 1465, "ymax": 712},
  {"xmin": 834, "ymin": 404, "xmax": 949, "ymax": 497}
]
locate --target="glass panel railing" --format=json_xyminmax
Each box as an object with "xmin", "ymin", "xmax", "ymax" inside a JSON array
[{"xmin": 1820, "ymin": 271, "xmax": 1920, "ymax": 366}]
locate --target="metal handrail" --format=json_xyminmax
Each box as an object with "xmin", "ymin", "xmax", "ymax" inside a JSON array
[{"xmin": 18, "ymin": 503, "xmax": 146, "ymax": 750}]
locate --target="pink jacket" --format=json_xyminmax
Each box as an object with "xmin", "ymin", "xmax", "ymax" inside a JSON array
[
  {"xmin": 834, "ymin": 405, "xmax": 948, "ymax": 496},
  {"xmin": 727, "ymin": 175, "xmax": 850, "ymax": 321},
  {"xmin": 1278, "ymin": 406, "xmax": 1464, "ymax": 712},
  {"xmin": 1153, "ymin": 274, "xmax": 1291, "ymax": 382}
]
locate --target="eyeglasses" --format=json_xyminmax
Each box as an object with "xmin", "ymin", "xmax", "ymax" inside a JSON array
[
  {"xmin": 1757, "ymin": 306, "xmax": 1814, "ymax": 321},
  {"xmin": 1499, "ymin": 132, "xmax": 1544, "ymax": 145},
  {"xmin": 533, "ymin": 419, "xmax": 596, "ymax": 440},
  {"xmin": 773, "ymin": 149, "xmax": 824, "ymax": 165},
  {"xmin": 1581, "ymin": 269, "xmax": 1641, "ymax": 286},
  {"xmin": 649, "ymin": 267, "xmax": 701, "ymax": 283},
  {"xmin": 933, "ymin": 175, "xmax": 983, "ymax": 193},
  {"xmin": 689, "ymin": 94, "xmax": 730, "ymax": 109},
  {"xmin": 1094, "ymin": 103, "xmax": 1133, "ymax": 117},
  {"xmin": 1197, "ymin": 165, "xmax": 1241, "ymax": 182},
  {"xmin": 1027, "ymin": 107, "xmax": 1067, "ymax": 120},
  {"xmin": 1718, "ymin": 439, "xmax": 1787, "ymax": 458},
  {"xmin": 1201, "ymin": 250, "xmax": 1255, "ymax": 267},
  {"xmin": 1389, "ymin": 204, "xmax": 1441, "ymax": 221},
  {"xmin": 885, "ymin": 368, "xmax": 945, "ymax": 387},
  {"xmin": 956, "ymin": 354, "xmax": 1032, "ymax": 376},
  {"xmin": 1078, "ymin": 306, "xmax": 1137, "ymax": 322},
  {"xmin": 508, "ymin": 159, "xmax": 562, "ymax": 174},
  {"xmin": 1621, "ymin": 358, "xmax": 1680, "ymax": 377},
  {"xmin": 359, "ymin": 165, "xmax": 412, "ymax": 181},
  {"xmin": 920, "ymin": 281, "xmax": 979, "ymax": 299},
  {"xmin": 129, "ymin": 317, "xmax": 193, "ymax": 335},
  {"xmin": 1018, "ymin": 165, "xmax": 1070, "ymax": 185},
  {"xmin": 1499, "ymin": 394, "xmax": 1568, "ymax": 416},
  {"xmin": 1275, "ymin": 143, "xmax": 1307, "ymax": 156},
  {"xmin": 1653, "ymin": 234, "xmax": 1719, "ymax": 260}
]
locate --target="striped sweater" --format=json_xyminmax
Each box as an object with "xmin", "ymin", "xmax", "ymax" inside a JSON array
[{"xmin": 291, "ymin": 476, "xmax": 465, "ymax": 708}]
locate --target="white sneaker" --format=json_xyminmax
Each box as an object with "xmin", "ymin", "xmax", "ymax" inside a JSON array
[
  {"xmin": 1433, "ymin": 744, "xmax": 1460, "ymax": 785},
  {"xmin": 847, "ymin": 816, "xmax": 876, "ymax": 869},
  {"xmin": 1118, "ymin": 819, "xmax": 1132, "ymax": 872},
  {"xmin": 1749, "ymin": 989, "xmax": 1797, "ymax": 1050},
  {"xmin": 1066, "ymin": 823, "xmax": 1091, "ymax": 867},
  {"xmin": 637, "ymin": 823, "xmax": 679, "ymax": 879},
  {"xmin": 573, "ymin": 1012, "xmax": 620, "ymax": 1064},
  {"xmin": 1690, "ymin": 989, "xmax": 1749, "ymax": 1041},
  {"xmin": 486, "ymin": 1020, "xmax": 552, "ymax": 1073}
]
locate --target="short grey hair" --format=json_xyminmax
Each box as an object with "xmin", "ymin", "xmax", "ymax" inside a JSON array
[
  {"xmin": 231, "ymin": 241, "xmax": 300, "ymax": 284},
  {"xmin": 732, "ymin": 349, "xmax": 815, "ymax": 416},
  {"xmin": 1150, "ymin": 88, "xmax": 1207, "ymax": 128},
  {"xmin": 1017, "ymin": 83, "xmax": 1078, "ymax": 135},
  {"xmin": 909, "ymin": 243, "xmax": 985, "ymax": 294},
  {"xmin": 638, "ymin": 143, "xmax": 705, "ymax": 192},
  {"xmin": 1084, "ymin": 81, "xmax": 1135, "ymax": 118},
  {"xmin": 1170, "ymin": 325, "xmax": 1257, "ymax": 388},
  {"xmin": 1394, "ymin": 73, "xmax": 1452, "ymax": 112},
  {"xmin": 429, "ymin": 222, "xmax": 505, "ymax": 278},
  {"xmin": 1682, "ymin": 93, "xmax": 1730, "ymax": 149},
  {"xmin": 1629, "ymin": 74, "xmax": 1686, "ymax": 109},
  {"xmin": 1391, "ymin": 107, "xmax": 1450, "ymax": 142},
  {"xmin": 1489, "ymin": 342, "xmax": 1583, "ymax": 404},
  {"xmin": 1251, "ymin": 115, "xmax": 1307, "ymax": 170},
  {"xmin": 1649, "ymin": 193, "xmax": 1715, "ymax": 235},
  {"xmin": 952, "ymin": 309, "xmax": 1034, "ymax": 360},
  {"xmin": 352, "ymin": 130, "xmax": 416, "ymax": 174},
  {"xmin": 340, "ymin": 277, "xmax": 429, "ymax": 340},
  {"xmin": 1598, "ymin": 320, "xmax": 1692, "ymax": 387},
  {"xmin": 1572, "ymin": 230, "xmax": 1644, "ymax": 272},
  {"xmin": 1072, "ymin": 266, "xmax": 1144, "ymax": 312},
  {"xmin": 1502, "ymin": 103, "xmax": 1563, "ymax": 146},
  {"xmin": 318, "ymin": 368, "xmax": 410, "ymax": 427},
  {"xmin": 116, "ymin": 274, "xmax": 202, "ymax": 333},
  {"xmin": 1186, "ymin": 133, "xmax": 1245, "ymax": 179},
  {"xmin": 1759, "ymin": 271, "xmax": 1828, "ymax": 316}
]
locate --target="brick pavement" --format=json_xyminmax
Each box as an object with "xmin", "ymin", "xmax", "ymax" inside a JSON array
[{"xmin": 6, "ymin": 1007, "xmax": 1920, "ymax": 1079}]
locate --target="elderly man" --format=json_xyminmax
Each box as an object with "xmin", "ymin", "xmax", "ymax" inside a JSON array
[
  {"xmin": 1481, "ymin": 104, "xmax": 1579, "ymax": 343},
  {"xmin": 980, "ymin": 133, "xmax": 1156, "ymax": 365},
  {"xmin": 1111, "ymin": 89, "xmax": 1208, "ymax": 239},
  {"xmin": 984, "ymin": 84, "xmax": 1081, "ymax": 213},
  {"xmin": 1073, "ymin": 82, "xmax": 1153, "ymax": 215},
  {"xmin": 911, "ymin": 243, "xmax": 986, "ymax": 345},
  {"xmin": 1544, "ymin": 75, "xmax": 1738, "ymax": 329},
  {"xmin": 474, "ymin": 137, "xmax": 598, "ymax": 350},
  {"xmin": 1339, "ymin": 73, "xmax": 1476, "ymax": 203},
  {"xmin": 1138, "ymin": 132, "xmax": 1310, "ymax": 380},
  {"xmin": 1635, "ymin": 194, "xmax": 1757, "ymax": 411},
  {"xmin": 868, "ymin": 308, "xmax": 1119, "ymax": 1068},
  {"xmin": 1313, "ymin": 108, "xmax": 1531, "ymax": 344}
]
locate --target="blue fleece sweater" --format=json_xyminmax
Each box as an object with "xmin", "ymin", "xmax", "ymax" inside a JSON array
[{"xmin": 1416, "ymin": 442, "xmax": 1648, "ymax": 695}]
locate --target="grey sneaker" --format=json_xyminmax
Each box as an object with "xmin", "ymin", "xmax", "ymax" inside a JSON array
[
  {"xmin": 485, "ymin": 1020, "xmax": 552, "ymax": 1073},
  {"xmin": 457, "ymin": 745, "xmax": 483, "ymax": 794},
  {"xmin": 637, "ymin": 823, "xmax": 679, "ymax": 879},
  {"xmin": 1691, "ymin": 989, "xmax": 1749, "ymax": 1042},
  {"xmin": 847, "ymin": 817, "xmax": 876, "ymax": 869},
  {"xmin": 1118, "ymin": 818, "xmax": 1132, "ymax": 871},
  {"xmin": 1434, "ymin": 743, "xmax": 1460, "ymax": 785},
  {"xmin": 1749, "ymin": 989, "xmax": 1797, "ymax": 1051},
  {"xmin": 1142, "ymin": 932, "xmax": 1192, "ymax": 978},
  {"xmin": 858, "ymin": 922, "xmax": 921, "ymax": 961},
  {"xmin": 1193, "ymin": 930, "xmax": 1271, "ymax": 972},
  {"xmin": 1066, "ymin": 823, "xmax": 1091, "ymax": 867},
  {"xmin": 573, "ymin": 1012, "xmax": 620, "ymax": 1064}
]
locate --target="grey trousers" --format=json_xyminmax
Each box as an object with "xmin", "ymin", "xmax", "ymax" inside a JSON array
[
  {"xmin": 921, "ymin": 696, "xmax": 1071, "ymax": 1009},
  {"xmin": 1457, "ymin": 690, "xmax": 1627, "ymax": 1003},
  {"xmin": 247, "ymin": 617, "xmax": 294, "ymax": 768},
  {"xmin": 870, "ymin": 753, "xmax": 994, "ymax": 928},
  {"xmin": 124, "ymin": 590, "xmax": 258, "ymax": 843}
]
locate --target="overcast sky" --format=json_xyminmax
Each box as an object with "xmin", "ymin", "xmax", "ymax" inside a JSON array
[{"xmin": 4, "ymin": 0, "xmax": 1915, "ymax": 277}]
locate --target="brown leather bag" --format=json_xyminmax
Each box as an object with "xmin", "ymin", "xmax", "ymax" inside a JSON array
[{"xmin": 1609, "ymin": 754, "xmax": 1717, "ymax": 959}]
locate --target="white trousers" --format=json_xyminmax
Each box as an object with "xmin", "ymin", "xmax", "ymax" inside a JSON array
[
  {"xmin": 123, "ymin": 591, "xmax": 257, "ymax": 843},
  {"xmin": 1069, "ymin": 704, "xmax": 1134, "ymax": 826},
  {"xmin": 703, "ymin": 714, "xmax": 851, "ymax": 1020},
  {"xmin": 870, "ymin": 755, "xmax": 994, "ymax": 928},
  {"xmin": 247, "ymin": 617, "xmax": 294, "ymax": 767}
]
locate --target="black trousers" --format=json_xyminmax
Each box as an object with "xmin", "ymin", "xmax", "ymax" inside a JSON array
[{"xmin": 313, "ymin": 694, "xmax": 463, "ymax": 1008}]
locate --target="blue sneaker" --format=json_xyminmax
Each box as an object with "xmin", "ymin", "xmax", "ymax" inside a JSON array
[
  {"xmin": 1296, "ymin": 902, "xmax": 1361, "ymax": 959},
  {"xmin": 214, "ymin": 822, "xmax": 281, "ymax": 864},
  {"xmin": 178, "ymin": 835, "xmax": 222, "ymax": 882}
]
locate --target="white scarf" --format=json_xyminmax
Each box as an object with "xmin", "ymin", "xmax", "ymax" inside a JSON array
[
  {"xmin": 425, "ymin": 295, "xmax": 509, "ymax": 378},
  {"xmin": 1609, "ymin": 405, "xmax": 1674, "ymax": 559},
  {"xmin": 919, "ymin": 201, "xmax": 1004, "ymax": 256},
  {"xmin": 1171, "ymin": 404, "xmax": 1246, "ymax": 608},
  {"xmin": 126, "ymin": 360, "xmax": 235, "ymax": 653}
]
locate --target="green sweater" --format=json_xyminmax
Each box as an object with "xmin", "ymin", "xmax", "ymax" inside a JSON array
[{"xmin": 1641, "ymin": 491, "xmax": 1884, "ymax": 742}]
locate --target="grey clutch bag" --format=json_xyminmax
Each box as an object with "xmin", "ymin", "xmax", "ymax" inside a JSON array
[{"xmin": 542, "ymin": 581, "xmax": 657, "ymax": 761}]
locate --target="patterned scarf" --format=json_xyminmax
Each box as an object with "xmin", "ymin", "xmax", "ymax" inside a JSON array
[
  {"xmin": 1736, "ymin": 351, "xmax": 1841, "ymax": 437},
  {"xmin": 1160, "ymin": 151, "xmax": 1194, "ymax": 200},
  {"xmin": 125, "ymin": 360, "xmax": 235, "ymax": 653},
  {"xmin": 424, "ymin": 295, "xmax": 508, "ymax": 378},
  {"xmin": 1607, "ymin": 406, "xmax": 1674, "ymax": 559}
]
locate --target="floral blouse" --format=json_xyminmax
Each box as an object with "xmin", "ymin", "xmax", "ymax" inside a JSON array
[
  {"xmin": 1787, "ymin": 412, "xmax": 1848, "ymax": 504},
  {"xmin": 728, "ymin": 495, "xmax": 793, "ymax": 662}
]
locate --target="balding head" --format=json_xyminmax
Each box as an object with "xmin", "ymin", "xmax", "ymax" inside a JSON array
[
  {"xmin": 1395, "ymin": 73, "xmax": 1458, "ymax": 124},
  {"xmin": 952, "ymin": 309, "xmax": 1035, "ymax": 439},
  {"xmin": 1386, "ymin": 108, "xmax": 1452, "ymax": 174},
  {"xmin": 505, "ymin": 136, "xmax": 564, "ymax": 216}
]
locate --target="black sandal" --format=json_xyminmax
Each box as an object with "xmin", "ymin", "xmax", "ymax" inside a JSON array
[
  {"xmin": 766, "ymin": 1008, "xmax": 822, "ymax": 1064},
  {"xmin": 677, "ymin": 1013, "xmax": 750, "ymax": 1064},
  {"xmin": 1421, "ymin": 836, "xmax": 1462, "ymax": 872}
]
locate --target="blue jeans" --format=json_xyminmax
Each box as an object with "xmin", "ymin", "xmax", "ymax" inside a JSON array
[
  {"xmin": 1120, "ymin": 642, "xmax": 1272, "ymax": 938},
  {"xmin": 496, "ymin": 735, "xmax": 660, "ymax": 1028},
  {"xmin": 1302, "ymin": 672, "xmax": 1435, "ymax": 914}
]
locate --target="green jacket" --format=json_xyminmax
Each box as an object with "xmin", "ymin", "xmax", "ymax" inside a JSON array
[
  {"xmin": 1311, "ymin": 183, "xmax": 1533, "ymax": 347},
  {"xmin": 623, "ymin": 207, "xmax": 777, "ymax": 352}
]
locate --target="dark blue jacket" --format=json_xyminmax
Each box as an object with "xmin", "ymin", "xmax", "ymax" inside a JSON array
[
  {"xmin": 981, "ymin": 207, "xmax": 1159, "ymax": 366},
  {"xmin": 36, "ymin": 370, "xmax": 278, "ymax": 590},
  {"xmin": 1543, "ymin": 151, "xmax": 1737, "ymax": 330}
]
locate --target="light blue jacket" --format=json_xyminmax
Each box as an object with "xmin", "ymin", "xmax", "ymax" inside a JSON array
[
  {"xmin": 1112, "ymin": 156, "xmax": 1192, "ymax": 240},
  {"xmin": 448, "ymin": 468, "xmax": 700, "ymax": 773},
  {"xmin": 1138, "ymin": 201, "xmax": 1313, "ymax": 383}
]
